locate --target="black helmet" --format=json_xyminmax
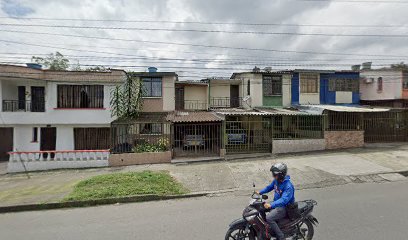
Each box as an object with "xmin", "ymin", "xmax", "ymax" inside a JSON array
[{"xmin": 270, "ymin": 163, "xmax": 288, "ymax": 181}]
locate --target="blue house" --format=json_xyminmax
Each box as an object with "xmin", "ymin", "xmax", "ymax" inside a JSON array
[{"xmin": 291, "ymin": 70, "xmax": 360, "ymax": 105}]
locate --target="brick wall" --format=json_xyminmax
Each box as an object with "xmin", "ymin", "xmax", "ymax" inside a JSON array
[
  {"xmin": 325, "ymin": 131, "xmax": 364, "ymax": 149},
  {"xmin": 109, "ymin": 151, "xmax": 171, "ymax": 166}
]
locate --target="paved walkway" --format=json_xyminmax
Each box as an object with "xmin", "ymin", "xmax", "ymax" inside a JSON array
[{"xmin": 0, "ymin": 143, "xmax": 407, "ymax": 207}]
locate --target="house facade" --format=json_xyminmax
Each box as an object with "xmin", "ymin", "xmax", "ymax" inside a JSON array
[
  {"xmin": 360, "ymin": 68, "xmax": 408, "ymax": 108},
  {"xmin": 291, "ymin": 70, "xmax": 360, "ymax": 105},
  {"xmin": 0, "ymin": 64, "xmax": 126, "ymax": 170}
]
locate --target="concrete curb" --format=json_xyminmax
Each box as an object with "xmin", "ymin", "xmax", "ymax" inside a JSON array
[{"xmin": 0, "ymin": 192, "xmax": 208, "ymax": 214}]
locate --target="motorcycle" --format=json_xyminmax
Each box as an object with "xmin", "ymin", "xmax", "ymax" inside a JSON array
[{"xmin": 225, "ymin": 192, "xmax": 318, "ymax": 240}]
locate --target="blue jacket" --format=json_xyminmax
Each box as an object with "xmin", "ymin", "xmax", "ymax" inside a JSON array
[{"xmin": 259, "ymin": 175, "xmax": 295, "ymax": 209}]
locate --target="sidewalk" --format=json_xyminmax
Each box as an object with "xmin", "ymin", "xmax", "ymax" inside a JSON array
[{"xmin": 0, "ymin": 143, "xmax": 407, "ymax": 207}]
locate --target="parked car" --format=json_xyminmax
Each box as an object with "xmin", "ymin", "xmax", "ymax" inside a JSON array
[{"xmin": 183, "ymin": 134, "xmax": 205, "ymax": 149}]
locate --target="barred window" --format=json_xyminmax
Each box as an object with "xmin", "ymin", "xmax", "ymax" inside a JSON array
[
  {"xmin": 329, "ymin": 78, "xmax": 359, "ymax": 92},
  {"xmin": 142, "ymin": 77, "xmax": 162, "ymax": 97},
  {"xmin": 74, "ymin": 128, "xmax": 110, "ymax": 150},
  {"xmin": 140, "ymin": 123, "xmax": 162, "ymax": 135},
  {"xmin": 57, "ymin": 85, "xmax": 104, "ymax": 108},
  {"xmin": 263, "ymin": 75, "xmax": 282, "ymax": 96},
  {"xmin": 300, "ymin": 73, "xmax": 318, "ymax": 93}
]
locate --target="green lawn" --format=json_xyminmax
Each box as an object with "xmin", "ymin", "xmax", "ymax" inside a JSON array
[{"xmin": 63, "ymin": 171, "xmax": 188, "ymax": 201}]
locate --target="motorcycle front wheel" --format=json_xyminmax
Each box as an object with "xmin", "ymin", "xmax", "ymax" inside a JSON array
[
  {"xmin": 225, "ymin": 225, "xmax": 256, "ymax": 240},
  {"xmin": 297, "ymin": 219, "xmax": 314, "ymax": 240}
]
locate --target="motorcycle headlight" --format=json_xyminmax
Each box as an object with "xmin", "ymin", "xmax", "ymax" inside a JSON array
[
  {"xmin": 243, "ymin": 207, "xmax": 259, "ymax": 222},
  {"xmin": 244, "ymin": 215, "xmax": 256, "ymax": 222}
]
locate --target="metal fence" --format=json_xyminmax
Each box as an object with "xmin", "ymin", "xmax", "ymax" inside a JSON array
[
  {"xmin": 111, "ymin": 121, "xmax": 172, "ymax": 153},
  {"xmin": 272, "ymin": 115, "xmax": 325, "ymax": 139},
  {"xmin": 327, "ymin": 111, "xmax": 363, "ymax": 131},
  {"xmin": 2, "ymin": 100, "xmax": 45, "ymax": 112},
  {"xmin": 364, "ymin": 111, "xmax": 408, "ymax": 142},
  {"xmin": 176, "ymin": 100, "xmax": 208, "ymax": 111},
  {"xmin": 210, "ymin": 97, "xmax": 243, "ymax": 108},
  {"xmin": 173, "ymin": 122, "xmax": 221, "ymax": 157},
  {"xmin": 224, "ymin": 120, "xmax": 272, "ymax": 154}
]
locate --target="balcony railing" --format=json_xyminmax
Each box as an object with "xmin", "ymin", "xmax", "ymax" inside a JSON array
[
  {"xmin": 176, "ymin": 100, "xmax": 208, "ymax": 111},
  {"xmin": 210, "ymin": 97, "xmax": 242, "ymax": 108},
  {"xmin": 2, "ymin": 100, "xmax": 45, "ymax": 112}
]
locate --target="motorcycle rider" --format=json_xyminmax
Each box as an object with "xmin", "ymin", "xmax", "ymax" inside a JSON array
[{"xmin": 258, "ymin": 163, "xmax": 294, "ymax": 240}]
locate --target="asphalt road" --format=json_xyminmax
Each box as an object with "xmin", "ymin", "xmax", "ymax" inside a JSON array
[{"xmin": 1, "ymin": 180, "xmax": 407, "ymax": 240}]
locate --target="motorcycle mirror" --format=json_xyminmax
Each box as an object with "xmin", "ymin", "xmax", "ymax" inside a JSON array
[
  {"xmin": 262, "ymin": 195, "xmax": 269, "ymax": 200},
  {"xmin": 252, "ymin": 182, "xmax": 256, "ymax": 188}
]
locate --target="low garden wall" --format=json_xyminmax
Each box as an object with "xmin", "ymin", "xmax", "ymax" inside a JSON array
[
  {"xmin": 109, "ymin": 151, "xmax": 172, "ymax": 167},
  {"xmin": 7, "ymin": 150, "xmax": 109, "ymax": 173},
  {"xmin": 272, "ymin": 139, "xmax": 326, "ymax": 154},
  {"xmin": 324, "ymin": 131, "xmax": 364, "ymax": 149}
]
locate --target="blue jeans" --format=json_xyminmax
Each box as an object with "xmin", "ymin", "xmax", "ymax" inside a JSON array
[{"xmin": 266, "ymin": 207, "xmax": 286, "ymax": 240}]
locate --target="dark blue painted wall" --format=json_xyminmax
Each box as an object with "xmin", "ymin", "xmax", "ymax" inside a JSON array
[{"xmin": 291, "ymin": 73, "xmax": 299, "ymax": 105}]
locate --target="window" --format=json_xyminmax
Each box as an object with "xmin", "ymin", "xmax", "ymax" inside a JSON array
[
  {"xmin": 263, "ymin": 75, "xmax": 282, "ymax": 96},
  {"xmin": 32, "ymin": 127, "xmax": 38, "ymax": 142},
  {"xmin": 403, "ymin": 73, "xmax": 408, "ymax": 90},
  {"xmin": 57, "ymin": 85, "xmax": 104, "ymax": 108},
  {"xmin": 142, "ymin": 77, "xmax": 162, "ymax": 97},
  {"xmin": 140, "ymin": 123, "xmax": 162, "ymax": 135},
  {"xmin": 300, "ymin": 73, "xmax": 318, "ymax": 93},
  {"xmin": 74, "ymin": 128, "xmax": 110, "ymax": 150},
  {"xmin": 377, "ymin": 77, "xmax": 383, "ymax": 92},
  {"xmin": 329, "ymin": 78, "xmax": 359, "ymax": 92}
]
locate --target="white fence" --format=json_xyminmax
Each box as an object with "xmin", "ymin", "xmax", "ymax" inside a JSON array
[{"xmin": 7, "ymin": 150, "xmax": 110, "ymax": 173}]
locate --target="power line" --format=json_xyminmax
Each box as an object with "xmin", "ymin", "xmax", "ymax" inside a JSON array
[
  {"xmin": 1, "ymin": 17, "xmax": 407, "ymax": 28},
  {"xmin": 296, "ymin": 0, "xmax": 408, "ymax": 3},
  {"xmin": 3, "ymin": 24, "xmax": 408, "ymax": 37},
  {"xmin": 1, "ymin": 32, "xmax": 408, "ymax": 58}
]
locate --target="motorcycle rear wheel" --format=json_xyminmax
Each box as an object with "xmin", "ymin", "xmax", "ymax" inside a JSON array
[{"xmin": 225, "ymin": 226, "xmax": 256, "ymax": 240}]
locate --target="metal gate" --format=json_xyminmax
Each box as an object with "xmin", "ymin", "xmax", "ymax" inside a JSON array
[
  {"xmin": 364, "ymin": 111, "xmax": 408, "ymax": 142},
  {"xmin": 225, "ymin": 120, "xmax": 272, "ymax": 154},
  {"xmin": 173, "ymin": 122, "xmax": 221, "ymax": 158}
]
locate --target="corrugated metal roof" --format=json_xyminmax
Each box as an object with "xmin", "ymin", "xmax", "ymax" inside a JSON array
[
  {"xmin": 256, "ymin": 107, "xmax": 321, "ymax": 116},
  {"xmin": 214, "ymin": 108, "xmax": 271, "ymax": 116},
  {"xmin": 166, "ymin": 111, "xmax": 223, "ymax": 123},
  {"xmin": 112, "ymin": 113, "xmax": 169, "ymax": 123},
  {"xmin": 299, "ymin": 105, "xmax": 390, "ymax": 114}
]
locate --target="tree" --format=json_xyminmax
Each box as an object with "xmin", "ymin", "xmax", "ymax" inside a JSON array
[
  {"xmin": 31, "ymin": 52, "xmax": 69, "ymax": 70},
  {"xmin": 390, "ymin": 62, "xmax": 408, "ymax": 71},
  {"xmin": 86, "ymin": 66, "xmax": 107, "ymax": 72},
  {"xmin": 110, "ymin": 73, "xmax": 144, "ymax": 120}
]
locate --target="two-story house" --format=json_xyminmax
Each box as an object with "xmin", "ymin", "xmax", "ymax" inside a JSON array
[
  {"xmin": 230, "ymin": 69, "xmax": 293, "ymax": 108},
  {"xmin": 360, "ymin": 67, "xmax": 408, "ymax": 108},
  {"xmin": 0, "ymin": 64, "xmax": 126, "ymax": 165},
  {"xmin": 291, "ymin": 70, "xmax": 360, "ymax": 105}
]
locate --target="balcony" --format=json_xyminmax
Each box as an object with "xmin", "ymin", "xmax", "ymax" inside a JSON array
[
  {"xmin": 210, "ymin": 97, "xmax": 242, "ymax": 108},
  {"xmin": 2, "ymin": 100, "xmax": 45, "ymax": 112},
  {"xmin": 176, "ymin": 100, "xmax": 208, "ymax": 111}
]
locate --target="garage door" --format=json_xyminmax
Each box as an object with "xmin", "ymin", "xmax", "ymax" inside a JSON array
[{"xmin": 0, "ymin": 128, "xmax": 13, "ymax": 161}]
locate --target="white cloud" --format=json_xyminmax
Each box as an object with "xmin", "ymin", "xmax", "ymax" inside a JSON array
[{"xmin": 0, "ymin": 0, "xmax": 407, "ymax": 79}]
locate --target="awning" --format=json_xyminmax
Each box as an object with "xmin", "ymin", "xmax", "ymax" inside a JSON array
[
  {"xmin": 166, "ymin": 111, "xmax": 223, "ymax": 123},
  {"xmin": 298, "ymin": 105, "xmax": 390, "ymax": 114}
]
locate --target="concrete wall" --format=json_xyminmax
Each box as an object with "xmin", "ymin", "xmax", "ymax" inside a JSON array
[
  {"xmin": 272, "ymin": 139, "xmax": 326, "ymax": 154},
  {"xmin": 360, "ymin": 70, "xmax": 402, "ymax": 101},
  {"xmin": 0, "ymin": 79, "xmax": 118, "ymax": 125},
  {"xmin": 109, "ymin": 151, "xmax": 172, "ymax": 166},
  {"xmin": 325, "ymin": 131, "xmax": 364, "ymax": 150},
  {"xmin": 335, "ymin": 91, "xmax": 353, "ymax": 104},
  {"xmin": 184, "ymin": 85, "xmax": 208, "ymax": 110},
  {"xmin": 7, "ymin": 151, "xmax": 109, "ymax": 173},
  {"xmin": 299, "ymin": 73, "xmax": 320, "ymax": 105},
  {"xmin": 12, "ymin": 124, "xmax": 109, "ymax": 152},
  {"xmin": 282, "ymin": 74, "xmax": 292, "ymax": 107}
]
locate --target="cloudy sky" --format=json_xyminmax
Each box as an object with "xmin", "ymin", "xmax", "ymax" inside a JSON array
[{"xmin": 0, "ymin": 0, "xmax": 408, "ymax": 79}]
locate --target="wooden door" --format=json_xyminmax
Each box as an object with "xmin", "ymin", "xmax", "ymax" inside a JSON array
[
  {"xmin": 40, "ymin": 127, "xmax": 56, "ymax": 158},
  {"xmin": 230, "ymin": 85, "xmax": 240, "ymax": 108},
  {"xmin": 0, "ymin": 128, "xmax": 13, "ymax": 161},
  {"xmin": 175, "ymin": 86, "xmax": 185, "ymax": 110},
  {"xmin": 31, "ymin": 87, "xmax": 45, "ymax": 112}
]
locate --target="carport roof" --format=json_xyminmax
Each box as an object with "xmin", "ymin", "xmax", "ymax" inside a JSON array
[
  {"xmin": 298, "ymin": 105, "xmax": 390, "ymax": 114},
  {"xmin": 166, "ymin": 111, "xmax": 224, "ymax": 123}
]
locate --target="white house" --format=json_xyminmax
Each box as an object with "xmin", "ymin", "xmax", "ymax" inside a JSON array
[{"xmin": 0, "ymin": 64, "xmax": 126, "ymax": 172}]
